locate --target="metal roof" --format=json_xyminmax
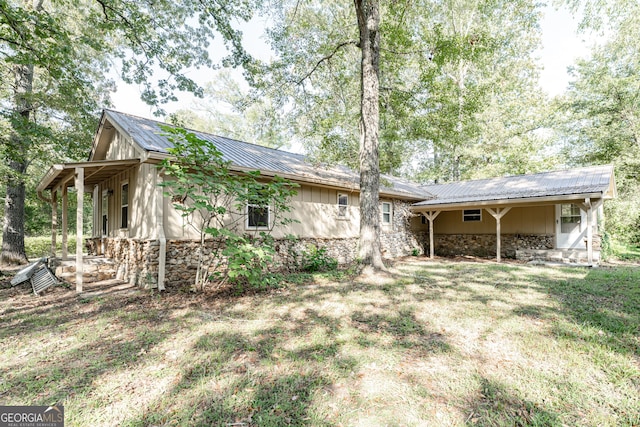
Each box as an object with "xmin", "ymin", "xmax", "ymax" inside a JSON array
[
  {"xmin": 103, "ymin": 109, "xmax": 432, "ymax": 200},
  {"xmin": 414, "ymin": 164, "xmax": 616, "ymax": 208}
]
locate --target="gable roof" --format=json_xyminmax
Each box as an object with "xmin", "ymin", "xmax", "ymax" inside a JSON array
[
  {"xmin": 101, "ymin": 109, "xmax": 433, "ymax": 200},
  {"xmin": 413, "ymin": 164, "xmax": 616, "ymax": 209}
]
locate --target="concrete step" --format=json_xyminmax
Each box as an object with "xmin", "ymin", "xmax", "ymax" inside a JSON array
[
  {"xmin": 53, "ymin": 257, "xmax": 118, "ymax": 284},
  {"xmin": 517, "ymin": 249, "xmax": 600, "ymax": 264}
]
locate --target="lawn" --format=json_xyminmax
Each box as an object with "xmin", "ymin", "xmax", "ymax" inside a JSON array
[{"xmin": 1, "ymin": 259, "xmax": 638, "ymax": 426}]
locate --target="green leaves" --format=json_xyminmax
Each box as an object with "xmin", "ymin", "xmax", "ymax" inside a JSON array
[{"xmin": 159, "ymin": 126, "xmax": 298, "ymax": 290}]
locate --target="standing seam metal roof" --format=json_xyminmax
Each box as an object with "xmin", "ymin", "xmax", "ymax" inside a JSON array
[
  {"xmin": 103, "ymin": 109, "xmax": 433, "ymax": 199},
  {"xmin": 414, "ymin": 164, "xmax": 614, "ymax": 207}
]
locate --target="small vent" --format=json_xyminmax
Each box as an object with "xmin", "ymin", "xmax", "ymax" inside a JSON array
[{"xmin": 31, "ymin": 266, "xmax": 58, "ymax": 295}]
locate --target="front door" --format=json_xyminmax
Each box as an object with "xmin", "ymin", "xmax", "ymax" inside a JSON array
[
  {"xmin": 556, "ymin": 204, "xmax": 587, "ymax": 248},
  {"xmin": 102, "ymin": 191, "xmax": 109, "ymax": 237}
]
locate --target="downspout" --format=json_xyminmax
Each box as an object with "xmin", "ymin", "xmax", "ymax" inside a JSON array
[{"xmin": 155, "ymin": 167, "xmax": 167, "ymax": 291}]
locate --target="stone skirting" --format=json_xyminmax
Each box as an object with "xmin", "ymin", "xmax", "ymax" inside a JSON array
[
  {"xmin": 430, "ymin": 234, "xmax": 555, "ymax": 258},
  {"xmin": 86, "ymin": 200, "xmax": 426, "ymax": 288},
  {"xmin": 87, "ymin": 231, "xmax": 425, "ymax": 289}
]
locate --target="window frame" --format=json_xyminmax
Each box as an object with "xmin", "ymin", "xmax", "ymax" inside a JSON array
[
  {"xmin": 462, "ymin": 209, "xmax": 482, "ymax": 222},
  {"xmin": 246, "ymin": 204, "xmax": 271, "ymax": 230},
  {"xmin": 381, "ymin": 202, "xmax": 392, "ymax": 225},
  {"xmin": 337, "ymin": 193, "xmax": 348, "ymax": 217},
  {"xmin": 120, "ymin": 181, "xmax": 129, "ymax": 229}
]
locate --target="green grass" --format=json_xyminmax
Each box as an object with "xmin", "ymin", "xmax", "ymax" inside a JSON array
[
  {"xmin": 606, "ymin": 240, "xmax": 640, "ymax": 262},
  {"xmin": 1, "ymin": 259, "xmax": 639, "ymax": 426},
  {"xmin": 22, "ymin": 235, "xmax": 85, "ymax": 259}
]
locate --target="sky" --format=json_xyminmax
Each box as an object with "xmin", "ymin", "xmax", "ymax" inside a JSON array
[{"xmin": 111, "ymin": 4, "xmax": 593, "ymax": 121}]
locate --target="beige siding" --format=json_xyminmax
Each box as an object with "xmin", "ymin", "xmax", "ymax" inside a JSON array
[
  {"xmin": 105, "ymin": 131, "xmax": 140, "ymax": 160},
  {"xmin": 132, "ymin": 163, "xmax": 157, "ymax": 238},
  {"xmin": 92, "ymin": 168, "xmax": 137, "ymax": 238},
  {"xmin": 431, "ymin": 206, "xmax": 555, "ymax": 234},
  {"xmin": 161, "ymin": 183, "xmax": 363, "ymax": 240}
]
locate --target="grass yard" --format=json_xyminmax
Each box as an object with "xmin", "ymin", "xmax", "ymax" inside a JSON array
[{"xmin": 1, "ymin": 259, "xmax": 639, "ymax": 426}]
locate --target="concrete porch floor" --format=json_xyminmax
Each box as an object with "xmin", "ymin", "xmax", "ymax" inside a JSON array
[{"xmin": 516, "ymin": 248, "xmax": 600, "ymax": 265}]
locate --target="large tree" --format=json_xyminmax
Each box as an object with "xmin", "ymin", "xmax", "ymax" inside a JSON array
[
  {"xmin": 0, "ymin": 0, "xmax": 257, "ymax": 263},
  {"xmin": 255, "ymin": 0, "xmax": 436, "ymax": 267},
  {"xmin": 354, "ymin": 0, "xmax": 383, "ymax": 267}
]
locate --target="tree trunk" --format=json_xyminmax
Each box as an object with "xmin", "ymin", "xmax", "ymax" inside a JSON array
[
  {"xmin": 354, "ymin": 0, "xmax": 384, "ymax": 269},
  {"xmin": 1, "ymin": 62, "xmax": 33, "ymax": 265}
]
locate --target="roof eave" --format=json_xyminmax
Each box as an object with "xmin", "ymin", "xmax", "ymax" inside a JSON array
[
  {"xmin": 149, "ymin": 152, "xmax": 428, "ymax": 200},
  {"xmin": 411, "ymin": 191, "xmax": 609, "ymax": 211}
]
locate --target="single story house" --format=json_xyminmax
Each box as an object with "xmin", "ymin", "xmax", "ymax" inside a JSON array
[{"xmin": 36, "ymin": 110, "xmax": 616, "ymax": 291}]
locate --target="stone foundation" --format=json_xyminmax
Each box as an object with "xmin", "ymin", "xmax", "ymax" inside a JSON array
[
  {"xmin": 87, "ymin": 200, "xmax": 427, "ymax": 289},
  {"xmin": 430, "ymin": 234, "xmax": 555, "ymax": 258}
]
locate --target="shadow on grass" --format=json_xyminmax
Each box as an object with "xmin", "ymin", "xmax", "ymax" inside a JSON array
[
  {"xmin": 125, "ymin": 329, "xmax": 335, "ymax": 426},
  {"xmin": 539, "ymin": 267, "xmax": 640, "ymax": 357},
  {"xmin": 351, "ymin": 308, "xmax": 453, "ymax": 355},
  {"xmin": 464, "ymin": 376, "xmax": 560, "ymax": 427},
  {"xmin": 1, "ymin": 310, "xmax": 177, "ymax": 406}
]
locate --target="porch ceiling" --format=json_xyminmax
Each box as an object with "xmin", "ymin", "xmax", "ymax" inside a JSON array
[{"xmin": 36, "ymin": 159, "xmax": 141, "ymax": 194}]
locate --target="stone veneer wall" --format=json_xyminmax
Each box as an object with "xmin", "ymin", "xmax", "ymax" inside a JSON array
[
  {"xmin": 86, "ymin": 201, "xmax": 427, "ymax": 288},
  {"xmin": 431, "ymin": 234, "xmax": 554, "ymax": 258},
  {"xmin": 87, "ymin": 237, "xmax": 160, "ymax": 287}
]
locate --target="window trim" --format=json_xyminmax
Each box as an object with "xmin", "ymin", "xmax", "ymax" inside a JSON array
[
  {"xmin": 381, "ymin": 202, "xmax": 392, "ymax": 225},
  {"xmin": 337, "ymin": 193, "xmax": 348, "ymax": 217},
  {"xmin": 120, "ymin": 181, "xmax": 129, "ymax": 229},
  {"xmin": 462, "ymin": 209, "xmax": 482, "ymax": 222},
  {"xmin": 246, "ymin": 203, "xmax": 271, "ymax": 230}
]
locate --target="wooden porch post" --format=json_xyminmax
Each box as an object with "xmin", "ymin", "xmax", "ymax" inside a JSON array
[
  {"xmin": 62, "ymin": 186, "xmax": 68, "ymax": 260},
  {"xmin": 486, "ymin": 207, "xmax": 512, "ymax": 262},
  {"xmin": 75, "ymin": 167, "xmax": 84, "ymax": 292},
  {"xmin": 424, "ymin": 211, "xmax": 441, "ymax": 259},
  {"xmin": 51, "ymin": 189, "xmax": 57, "ymax": 257},
  {"xmin": 583, "ymin": 198, "xmax": 593, "ymax": 265}
]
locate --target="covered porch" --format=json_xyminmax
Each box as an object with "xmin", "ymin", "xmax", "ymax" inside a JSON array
[
  {"xmin": 36, "ymin": 159, "xmax": 140, "ymax": 292},
  {"xmin": 413, "ymin": 165, "xmax": 616, "ymax": 266}
]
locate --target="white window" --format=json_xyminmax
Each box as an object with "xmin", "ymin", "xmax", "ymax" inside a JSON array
[
  {"xmin": 382, "ymin": 202, "xmax": 392, "ymax": 224},
  {"xmin": 560, "ymin": 203, "xmax": 581, "ymax": 233},
  {"xmin": 463, "ymin": 209, "xmax": 482, "ymax": 222},
  {"xmin": 121, "ymin": 182, "xmax": 129, "ymax": 229},
  {"xmin": 246, "ymin": 184, "xmax": 270, "ymax": 229},
  {"xmin": 338, "ymin": 193, "xmax": 348, "ymax": 217}
]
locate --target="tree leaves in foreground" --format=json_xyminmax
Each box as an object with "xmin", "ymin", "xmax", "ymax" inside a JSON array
[{"xmin": 0, "ymin": 0, "xmax": 258, "ymax": 263}]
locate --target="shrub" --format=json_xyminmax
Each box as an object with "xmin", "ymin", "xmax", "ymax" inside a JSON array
[
  {"xmin": 301, "ymin": 245, "xmax": 338, "ymax": 272},
  {"xmin": 24, "ymin": 235, "xmax": 82, "ymax": 259}
]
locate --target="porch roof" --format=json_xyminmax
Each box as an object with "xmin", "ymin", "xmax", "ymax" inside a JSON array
[
  {"xmin": 36, "ymin": 159, "xmax": 141, "ymax": 194},
  {"xmin": 413, "ymin": 164, "xmax": 616, "ymax": 211}
]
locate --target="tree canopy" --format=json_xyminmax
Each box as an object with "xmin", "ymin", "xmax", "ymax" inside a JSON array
[{"xmin": 0, "ymin": 0, "xmax": 258, "ymax": 262}]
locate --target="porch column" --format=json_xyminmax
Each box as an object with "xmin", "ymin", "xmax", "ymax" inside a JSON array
[
  {"xmin": 51, "ymin": 189, "xmax": 57, "ymax": 257},
  {"xmin": 585, "ymin": 199, "xmax": 593, "ymax": 265},
  {"xmin": 424, "ymin": 211, "xmax": 441, "ymax": 259},
  {"xmin": 486, "ymin": 207, "xmax": 512, "ymax": 262},
  {"xmin": 75, "ymin": 167, "xmax": 84, "ymax": 292},
  {"xmin": 62, "ymin": 186, "xmax": 68, "ymax": 260}
]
